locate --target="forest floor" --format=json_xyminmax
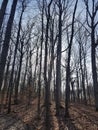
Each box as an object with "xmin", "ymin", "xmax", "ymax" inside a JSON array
[{"xmin": 0, "ymin": 97, "xmax": 98, "ymax": 130}]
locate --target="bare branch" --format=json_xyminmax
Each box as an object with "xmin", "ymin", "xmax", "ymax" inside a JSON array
[
  {"xmin": 75, "ymin": 18, "xmax": 90, "ymax": 34},
  {"xmin": 84, "ymin": 0, "xmax": 92, "ymax": 18},
  {"xmin": 94, "ymin": 21, "xmax": 98, "ymax": 28}
]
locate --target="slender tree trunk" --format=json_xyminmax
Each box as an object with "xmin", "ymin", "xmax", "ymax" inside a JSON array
[
  {"xmin": 37, "ymin": 45, "xmax": 42, "ymax": 116},
  {"xmin": 53, "ymin": 64, "xmax": 56, "ymax": 101},
  {"xmin": 48, "ymin": 19, "xmax": 54, "ymax": 101},
  {"xmin": 0, "ymin": 25, "xmax": 4, "ymax": 54},
  {"xmin": 71, "ymin": 81, "xmax": 75, "ymax": 102},
  {"xmin": 65, "ymin": 0, "xmax": 78, "ymax": 117},
  {"xmin": 21, "ymin": 49, "xmax": 29, "ymax": 95},
  {"xmin": 79, "ymin": 44, "xmax": 87, "ymax": 104},
  {"xmin": 33, "ymin": 46, "xmax": 39, "ymax": 92},
  {"xmin": 27, "ymin": 49, "xmax": 33, "ymax": 105},
  {"xmin": 44, "ymin": 1, "xmax": 53, "ymax": 129},
  {"xmin": 37, "ymin": 1, "xmax": 44, "ymax": 115},
  {"xmin": 55, "ymin": 0, "xmax": 62, "ymax": 116},
  {"xmin": 14, "ymin": 42, "xmax": 24, "ymax": 104},
  {"xmin": 44, "ymin": 15, "xmax": 50, "ymax": 130},
  {"xmin": 85, "ymin": 65, "xmax": 91, "ymax": 104},
  {"xmin": 76, "ymin": 70, "xmax": 80, "ymax": 102}
]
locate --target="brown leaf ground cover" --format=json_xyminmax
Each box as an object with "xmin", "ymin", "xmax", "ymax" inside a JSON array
[{"xmin": 0, "ymin": 98, "xmax": 98, "ymax": 130}]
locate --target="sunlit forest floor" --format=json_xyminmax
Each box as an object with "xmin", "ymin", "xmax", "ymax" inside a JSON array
[{"xmin": 0, "ymin": 97, "xmax": 98, "ymax": 130}]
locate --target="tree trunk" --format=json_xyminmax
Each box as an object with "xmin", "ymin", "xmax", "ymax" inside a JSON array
[
  {"xmin": 8, "ymin": 6, "xmax": 24, "ymax": 112},
  {"xmin": 0, "ymin": 0, "xmax": 9, "ymax": 30},
  {"xmin": 91, "ymin": 21, "xmax": 98, "ymax": 111},
  {"xmin": 37, "ymin": 0, "xmax": 44, "ymax": 115},
  {"xmin": 84, "ymin": 0, "xmax": 98, "ymax": 111},
  {"xmin": 71, "ymin": 81, "xmax": 75, "ymax": 102},
  {"xmin": 76, "ymin": 70, "xmax": 80, "ymax": 102},
  {"xmin": 0, "ymin": 47, "xmax": 12, "ymax": 112},
  {"xmin": 14, "ymin": 41, "xmax": 24, "ymax": 104},
  {"xmin": 33, "ymin": 46, "xmax": 39, "ymax": 92},
  {"xmin": 55, "ymin": 0, "xmax": 62, "ymax": 116},
  {"xmin": 0, "ymin": 0, "xmax": 18, "ymax": 91},
  {"xmin": 48, "ymin": 18, "xmax": 54, "ymax": 101},
  {"xmin": 79, "ymin": 43, "xmax": 87, "ymax": 104},
  {"xmin": 65, "ymin": 0, "xmax": 78, "ymax": 117},
  {"xmin": 44, "ymin": 1, "xmax": 53, "ymax": 129},
  {"xmin": 21, "ymin": 48, "xmax": 29, "ymax": 95}
]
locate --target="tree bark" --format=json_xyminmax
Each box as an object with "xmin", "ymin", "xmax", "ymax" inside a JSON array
[
  {"xmin": 55, "ymin": 0, "xmax": 62, "ymax": 116},
  {"xmin": 37, "ymin": 0, "xmax": 44, "ymax": 115},
  {"xmin": 0, "ymin": 0, "xmax": 9, "ymax": 30},
  {"xmin": 0, "ymin": 0, "xmax": 18, "ymax": 91},
  {"xmin": 14, "ymin": 41, "xmax": 24, "ymax": 104},
  {"xmin": 65, "ymin": 0, "xmax": 78, "ymax": 117},
  {"xmin": 0, "ymin": 46, "xmax": 12, "ymax": 112},
  {"xmin": 44, "ymin": 0, "xmax": 53, "ymax": 129}
]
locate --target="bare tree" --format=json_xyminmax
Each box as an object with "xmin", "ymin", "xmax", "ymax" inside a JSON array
[
  {"xmin": 44, "ymin": 0, "xmax": 53, "ymax": 129},
  {"xmin": 55, "ymin": 0, "xmax": 63, "ymax": 116},
  {"xmin": 37, "ymin": 0, "xmax": 44, "ymax": 116},
  {"xmin": 65, "ymin": 0, "xmax": 78, "ymax": 117},
  {"xmin": 84, "ymin": 0, "xmax": 98, "ymax": 111}
]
